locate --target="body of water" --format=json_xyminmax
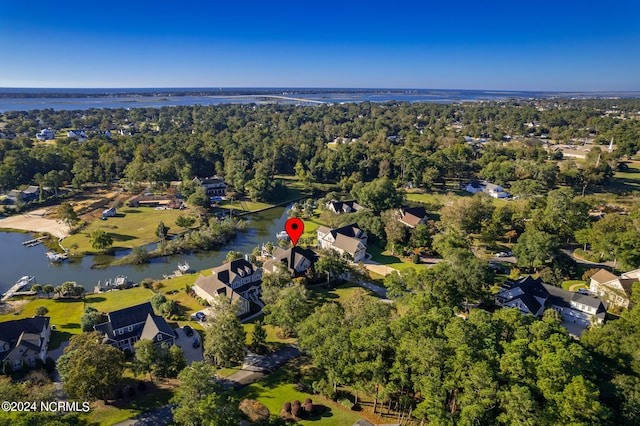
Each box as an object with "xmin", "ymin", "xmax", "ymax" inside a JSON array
[
  {"xmin": 0, "ymin": 206, "xmax": 290, "ymax": 294},
  {"xmin": 1, "ymin": 88, "xmax": 635, "ymax": 112}
]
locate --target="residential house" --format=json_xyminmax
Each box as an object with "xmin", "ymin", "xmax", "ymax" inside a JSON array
[
  {"xmin": 0, "ymin": 316, "xmax": 50, "ymax": 370},
  {"xmin": 66, "ymin": 130, "xmax": 87, "ymax": 141},
  {"xmin": 589, "ymin": 268, "xmax": 639, "ymax": 310},
  {"xmin": 465, "ymin": 181, "xmax": 510, "ymax": 199},
  {"xmin": 317, "ymin": 223, "xmax": 368, "ymax": 262},
  {"xmin": 193, "ymin": 176, "xmax": 227, "ymax": 196},
  {"xmin": 94, "ymin": 302, "xmax": 175, "ymax": 351},
  {"xmin": 496, "ymin": 276, "xmax": 607, "ymax": 332},
  {"xmin": 7, "ymin": 186, "xmax": 41, "ymax": 203},
  {"xmin": 36, "ymin": 129, "xmax": 55, "ymax": 141},
  {"xmin": 263, "ymin": 246, "xmax": 318, "ymax": 277},
  {"xmin": 192, "ymin": 258, "xmax": 263, "ymax": 316},
  {"xmin": 325, "ymin": 200, "xmax": 365, "ymax": 214},
  {"xmin": 398, "ymin": 206, "xmax": 428, "ymax": 228}
]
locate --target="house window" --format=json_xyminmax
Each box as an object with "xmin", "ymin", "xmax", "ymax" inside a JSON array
[
  {"xmin": 158, "ymin": 334, "xmax": 163, "ymax": 341},
  {"xmin": 127, "ymin": 326, "xmax": 133, "ymax": 332}
]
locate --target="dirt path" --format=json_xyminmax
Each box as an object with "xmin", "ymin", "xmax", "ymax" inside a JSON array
[{"xmin": 0, "ymin": 208, "xmax": 70, "ymax": 238}]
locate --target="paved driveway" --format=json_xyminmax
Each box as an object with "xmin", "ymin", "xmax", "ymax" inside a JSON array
[{"xmin": 173, "ymin": 327, "xmax": 203, "ymax": 364}]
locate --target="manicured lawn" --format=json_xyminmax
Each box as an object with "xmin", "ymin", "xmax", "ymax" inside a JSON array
[
  {"xmin": 368, "ymin": 245, "xmax": 426, "ymax": 272},
  {"xmin": 311, "ymin": 281, "xmax": 379, "ymax": 304},
  {"xmin": 61, "ymin": 207, "xmax": 194, "ymax": 254},
  {"xmin": 238, "ymin": 359, "xmax": 363, "ymax": 426},
  {"xmin": 81, "ymin": 386, "xmax": 174, "ymax": 426},
  {"xmin": 562, "ymin": 280, "xmax": 587, "ymax": 291}
]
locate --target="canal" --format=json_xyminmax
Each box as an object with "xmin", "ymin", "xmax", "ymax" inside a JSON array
[{"xmin": 0, "ymin": 206, "xmax": 290, "ymax": 294}]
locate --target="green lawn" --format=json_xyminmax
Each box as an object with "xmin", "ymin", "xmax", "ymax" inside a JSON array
[
  {"xmin": 562, "ymin": 280, "xmax": 587, "ymax": 291},
  {"xmin": 368, "ymin": 245, "xmax": 426, "ymax": 272},
  {"xmin": 238, "ymin": 360, "xmax": 363, "ymax": 426},
  {"xmin": 80, "ymin": 386, "xmax": 174, "ymax": 426},
  {"xmin": 61, "ymin": 207, "xmax": 194, "ymax": 254}
]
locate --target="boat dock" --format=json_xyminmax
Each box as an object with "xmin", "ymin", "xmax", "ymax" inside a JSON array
[
  {"xmin": 46, "ymin": 251, "xmax": 69, "ymax": 262},
  {"xmin": 1, "ymin": 276, "xmax": 35, "ymax": 301},
  {"xmin": 22, "ymin": 236, "xmax": 47, "ymax": 247}
]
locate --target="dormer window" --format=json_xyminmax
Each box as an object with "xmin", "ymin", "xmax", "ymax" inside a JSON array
[{"xmin": 158, "ymin": 334, "xmax": 163, "ymax": 341}]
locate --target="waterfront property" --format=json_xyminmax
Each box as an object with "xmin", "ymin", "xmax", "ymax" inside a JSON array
[
  {"xmin": 0, "ymin": 316, "xmax": 50, "ymax": 370},
  {"xmin": 94, "ymin": 302, "xmax": 175, "ymax": 351},
  {"xmin": 36, "ymin": 128, "xmax": 55, "ymax": 141},
  {"xmin": 325, "ymin": 199, "xmax": 365, "ymax": 214},
  {"xmin": 126, "ymin": 194, "xmax": 182, "ymax": 208},
  {"xmin": 193, "ymin": 176, "xmax": 227, "ymax": 196},
  {"xmin": 192, "ymin": 258, "xmax": 262, "ymax": 315},
  {"xmin": 317, "ymin": 223, "xmax": 368, "ymax": 262},
  {"xmin": 263, "ymin": 246, "xmax": 318, "ymax": 278}
]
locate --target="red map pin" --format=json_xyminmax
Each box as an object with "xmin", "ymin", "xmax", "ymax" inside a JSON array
[{"xmin": 285, "ymin": 218, "xmax": 304, "ymax": 246}]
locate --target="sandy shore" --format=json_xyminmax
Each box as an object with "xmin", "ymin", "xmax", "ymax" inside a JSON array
[{"xmin": 0, "ymin": 208, "xmax": 70, "ymax": 239}]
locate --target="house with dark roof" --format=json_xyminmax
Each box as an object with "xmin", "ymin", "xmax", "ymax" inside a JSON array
[
  {"xmin": 263, "ymin": 246, "xmax": 318, "ymax": 277},
  {"xmin": 0, "ymin": 316, "xmax": 50, "ymax": 370},
  {"xmin": 398, "ymin": 206, "xmax": 428, "ymax": 228},
  {"xmin": 192, "ymin": 258, "xmax": 262, "ymax": 315},
  {"xmin": 193, "ymin": 176, "xmax": 227, "ymax": 196},
  {"xmin": 94, "ymin": 302, "xmax": 175, "ymax": 351},
  {"xmin": 589, "ymin": 268, "xmax": 639, "ymax": 310},
  {"xmin": 326, "ymin": 199, "xmax": 365, "ymax": 214},
  {"xmin": 496, "ymin": 276, "xmax": 607, "ymax": 331},
  {"xmin": 317, "ymin": 223, "xmax": 367, "ymax": 262}
]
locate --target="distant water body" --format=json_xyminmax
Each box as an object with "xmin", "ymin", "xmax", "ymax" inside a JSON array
[{"xmin": 0, "ymin": 88, "xmax": 638, "ymax": 112}]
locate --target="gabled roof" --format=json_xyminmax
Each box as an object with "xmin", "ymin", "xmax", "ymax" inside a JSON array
[
  {"xmin": 0, "ymin": 317, "xmax": 49, "ymax": 345},
  {"xmin": 140, "ymin": 313, "xmax": 175, "ymax": 341},
  {"xmin": 544, "ymin": 284, "xmax": 607, "ymax": 316},
  {"xmin": 103, "ymin": 302, "xmax": 155, "ymax": 330},
  {"xmin": 332, "ymin": 233, "xmax": 365, "ymax": 255},
  {"xmin": 212, "ymin": 258, "xmax": 257, "ymax": 284},
  {"xmin": 590, "ymin": 269, "xmax": 619, "ymax": 284},
  {"xmin": 399, "ymin": 206, "xmax": 427, "ymax": 227},
  {"xmin": 193, "ymin": 274, "xmax": 248, "ymax": 305},
  {"xmin": 329, "ymin": 223, "xmax": 365, "ymax": 240},
  {"xmin": 327, "ymin": 200, "xmax": 364, "ymax": 213},
  {"xmin": 264, "ymin": 246, "xmax": 318, "ymax": 275}
]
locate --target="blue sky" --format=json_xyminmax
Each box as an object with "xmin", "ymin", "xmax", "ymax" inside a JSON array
[{"xmin": 1, "ymin": 0, "xmax": 638, "ymax": 90}]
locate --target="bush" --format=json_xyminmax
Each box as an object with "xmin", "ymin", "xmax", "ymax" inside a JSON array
[
  {"xmin": 412, "ymin": 253, "xmax": 420, "ymax": 264},
  {"xmin": 293, "ymin": 400, "xmax": 301, "ymax": 407},
  {"xmin": 292, "ymin": 404, "xmax": 303, "ymax": 418},
  {"xmin": 239, "ymin": 399, "xmax": 270, "ymax": 422},
  {"xmin": 304, "ymin": 397, "xmax": 312, "ymax": 404},
  {"xmin": 338, "ymin": 397, "xmax": 354, "ymax": 410},
  {"xmin": 304, "ymin": 402, "xmax": 314, "ymax": 415},
  {"xmin": 282, "ymin": 402, "xmax": 291, "ymax": 413}
]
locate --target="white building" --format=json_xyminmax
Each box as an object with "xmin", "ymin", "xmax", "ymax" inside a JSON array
[{"xmin": 465, "ymin": 181, "xmax": 510, "ymax": 198}]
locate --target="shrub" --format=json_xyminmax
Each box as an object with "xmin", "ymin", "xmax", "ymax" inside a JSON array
[
  {"xmin": 338, "ymin": 397, "xmax": 354, "ymax": 410},
  {"xmin": 293, "ymin": 400, "xmax": 301, "ymax": 407},
  {"xmin": 291, "ymin": 404, "xmax": 303, "ymax": 418},
  {"xmin": 412, "ymin": 253, "xmax": 420, "ymax": 264},
  {"xmin": 304, "ymin": 397, "xmax": 312, "ymax": 404},
  {"xmin": 283, "ymin": 402, "xmax": 291, "ymax": 413},
  {"xmin": 304, "ymin": 402, "xmax": 314, "ymax": 415},
  {"xmin": 239, "ymin": 399, "xmax": 270, "ymax": 422}
]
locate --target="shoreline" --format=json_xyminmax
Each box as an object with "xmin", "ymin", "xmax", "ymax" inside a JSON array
[{"xmin": 0, "ymin": 208, "xmax": 70, "ymax": 239}]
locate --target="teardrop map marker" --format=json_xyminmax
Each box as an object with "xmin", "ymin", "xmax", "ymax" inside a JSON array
[{"xmin": 284, "ymin": 218, "xmax": 304, "ymax": 246}]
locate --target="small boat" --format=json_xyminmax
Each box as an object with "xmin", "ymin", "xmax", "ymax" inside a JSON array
[
  {"xmin": 2, "ymin": 276, "xmax": 35, "ymax": 300},
  {"xmin": 178, "ymin": 261, "xmax": 190, "ymax": 273},
  {"xmin": 276, "ymin": 231, "xmax": 289, "ymax": 240},
  {"xmin": 46, "ymin": 251, "xmax": 68, "ymax": 262}
]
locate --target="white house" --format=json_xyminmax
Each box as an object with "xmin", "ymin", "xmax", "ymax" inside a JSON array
[
  {"xmin": 465, "ymin": 181, "xmax": 510, "ymax": 198},
  {"xmin": 193, "ymin": 176, "xmax": 227, "ymax": 196},
  {"xmin": 66, "ymin": 130, "xmax": 87, "ymax": 141},
  {"xmin": 317, "ymin": 223, "xmax": 367, "ymax": 262},
  {"xmin": 0, "ymin": 317, "xmax": 51, "ymax": 370},
  {"xmin": 36, "ymin": 129, "xmax": 55, "ymax": 141},
  {"xmin": 326, "ymin": 200, "xmax": 365, "ymax": 214}
]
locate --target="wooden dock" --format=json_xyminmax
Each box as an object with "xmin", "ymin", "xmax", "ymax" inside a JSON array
[{"xmin": 22, "ymin": 236, "xmax": 47, "ymax": 247}]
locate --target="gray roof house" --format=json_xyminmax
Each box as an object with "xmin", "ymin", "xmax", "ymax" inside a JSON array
[
  {"xmin": 94, "ymin": 302, "xmax": 175, "ymax": 351},
  {"xmin": 317, "ymin": 223, "xmax": 367, "ymax": 262},
  {"xmin": 0, "ymin": 316, "xmax": 50, "ymax": 370},
  {"xmin": 263, "ymin": 246, "xmax": 318, "ymax": 277},
  {"xmin": 589, "ymin": 268, "xmax": 639, "ymax": 310},
  {"xmin": 326, "ymin": 200, "xmax": 365, "ymax": 214},
  {"xmin": 496, "ymin": 276, "xmax": 607, "ymax": 334}
]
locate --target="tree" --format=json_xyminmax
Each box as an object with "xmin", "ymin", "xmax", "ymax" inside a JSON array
[
  {"xmin": 156, "ymin": 221, "xmax": 170, "ymax": 245},
  {"xmin": 351, "ymin": 178, "xmax": 405, "ymax": 214},
  {"xmin": 204, "ymin": 304, "xmax": 246, "ymax": 367},
  {"xmin": 439, "ymin": 194, "xmax": 495, "ymax": 234},
  {"xmin": 56, "ymin": 202, "xmax": 79, "ymax": 229},
  {"xmin": 31, "ymin": 284, "xmax": 42, "ymax": 298},
  {"xmin": 382, "ymin": 210, "xmax": 408, "ymax": 255},
  {"xmin": 264, "ymin": 283, "xmax": 312, "ymax": 337},
  {"xmin": 42, "ymin": 284, "xmax": 54, "ymax": 298},
  {"xmin": 187, "ymin": 186, "xmax": 210, "ymax": 209},
  {"xmin": 35, "ymin": 306, "xmax": 48, "ymax": 316},
  {"xmin": 90, "ymin": 229, "xmax": 113, "ymax": 251},
  {"xmin": 150, "ymin": 293, "xmax": 167, "ymax": 311},
  {"xmin": 513, "ymin": 229, "xmax": 557, "ymax": 270},
  {"xmin": 251, "ymin": 320, "xmax": 267, "ymax": 354},
  {"xmin": 175, "ymin": 215, "xmax": 196, "ymax": 228},
  {"xmin": 80, "ymin": 306, "xmax": 102, "ymax": 332},
  {"xmin": 172, "ymin": 361, "xmax": 243, "ymax": 426},
  {"xmin": 315, "ymin": 250, "xmax": 349, "ymax": 285},
  {"xmin": 57, "ymin": 331, "xmax": 125, "ymax": 402},
  {"xmin": 134, "ymin": 339, "xmax": 157, "ymax": 380}
]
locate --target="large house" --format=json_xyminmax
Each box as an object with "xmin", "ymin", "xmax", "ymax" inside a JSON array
[
  {"xmin": 193, "ymin": 176, "xmax": 227, "ymax": 197},
  {"xmin": 192, "ymin": 258, "xmax": 263, "ymax": 316},
  {"xmin": 326, "ymin": 200, "xmax": 365, "ymax": 214},
  {"xmin": 263, "ymin": 246, "xmax": 318, "ymax": 277},
  {"xmin": 589, "ymin": 268, "xmax": 639, "ymax": 310},
  {"xmin": 398, "ymin": 206, "xmax": 428, "ymax": 228},
  {"xmin": 0, "ymin": 316, "xmax": 50, "ymax": 370},
  {"xmin": 317, "ymin": 223, "xmax": 368, "ymax": 262},
  {"xmin": 94, "ymin": 302, "xmax": 175, "ymax": 351},
  {"xmin": 465, "ymin": 181, "xmax": 510, "ymax": 199},
  {"xmin": 495, "ymin": 276, "xmax": 607, "ymax": 331},
  {"xmin": 66, "ymin": 130, "xmax": 87, "ymax": 141},
  {"xmin": 36, "ymin": 129, "xmax": 55, "ymax": 141}
]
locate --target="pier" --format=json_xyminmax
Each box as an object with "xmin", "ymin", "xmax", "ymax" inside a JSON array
[{"xmin": 22, "ymin": 236, "xmax": 47, "ymax": 247}]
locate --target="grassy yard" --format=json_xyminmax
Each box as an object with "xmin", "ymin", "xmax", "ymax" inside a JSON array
[
  {"xmin": 61, "ymin": 207, "xmax": 194, "ymax": 254},
  {"xmin": 562, "ymin": 280, "xmax": 587, "ymax": 291},
  {"xmin": 238, "ymin": 358, "xmax": 364, "ymax": 426},
  {"xmin": 368, "ymin": 245, "xmax": 426, "ymax": 272}
]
